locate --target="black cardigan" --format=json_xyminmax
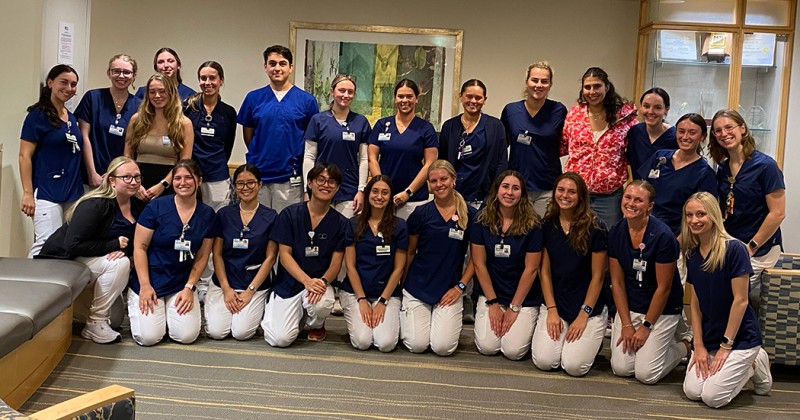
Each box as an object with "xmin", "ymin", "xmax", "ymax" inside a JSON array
[
  {"xmin": 37, "ymin": 197, "xmax": 145, "ymax": 259},
  {"xmin": 438, "ymin": 113, "xmax": 508, "ymax": 201}
]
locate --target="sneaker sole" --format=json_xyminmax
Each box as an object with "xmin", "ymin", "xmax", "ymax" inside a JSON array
[{"xmin": 81, "ymin": 329, "xmax": 121, "ymax": 344}]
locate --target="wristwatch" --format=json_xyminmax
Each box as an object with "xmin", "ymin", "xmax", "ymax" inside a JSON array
[
  {"xmin": 377, "ymin": 297, "xmax": 388, "ymax": 306},
  {"xmin": 405, "ymin": 188, "xmax": 413, "ymax": 197},
  {"xmin": 358, "ymin": 185, "xmax": 366, "ymax": 192},
  {"xmin": 722, "ymin": 335, "xmax": 735, "ymax": 346},
  {"xmin": 248, "ymin": 285, "xmax": 256, "ymax": 292},
  {"xmin": 455, "ymin": 282, "xmax": 466, "ymax": 292},
  {"xmin": 160, "ymin": 179, "xmax": 170, "ymax": 188},
  {"xmin": 184, "ymin": 283, "xmax": 197, "ymax": 292},
  {"xmin": 581, "ymin": 304, "xmax": 593, "ymax": 314},
  {"xmin": 642, "ymin": 320, "xmax": 653, "ymax": 330},
  {"xmin": 748, "ymin": 239, "xmax": 759, "ymax": 251},
  {"xmin": 485, "ymin": 298, "xmax": 499, "ymax": 306},
  {"xmin": 510, "ymin": 304, "xmax": 522, "ymax": 313}
]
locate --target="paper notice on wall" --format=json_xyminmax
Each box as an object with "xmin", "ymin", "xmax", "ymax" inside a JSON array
[{"xmin": 58, "ymin": 21, "xmax": 74, "ymax": 64}]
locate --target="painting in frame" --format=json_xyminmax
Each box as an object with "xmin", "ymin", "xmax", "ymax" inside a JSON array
[{"xmin": 290, "ymin": 21, "xmax": 463, "ymax": 129}]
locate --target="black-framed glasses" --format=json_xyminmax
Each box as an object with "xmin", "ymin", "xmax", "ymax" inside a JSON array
[
  {"xmin": 112, "ymin": 174, "xmax": 142, "ymax": 184},
  {"xmin": 235, "ymin": 180, "xmax": 259, "ymax": 190},
  {"xmin": 314, "ymin": 177, "xmax": 339, "ymax": 187},
  {"xmin": 109, "ymin": 69, "xmax": 134, "ymax": 78}
]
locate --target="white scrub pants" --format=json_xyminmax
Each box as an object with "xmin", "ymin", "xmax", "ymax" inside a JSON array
[
  {"xmin": 395, "ymin": 198, "xmax": 430, "ymax": 221},
  {"xmin": 400, "ymin": 289, "xmax": 463, "ymax": 356},
  {"xmin": 339, "ymin": 291, "xmax": 401, "ymax": 352},
  {"xmin": 749, "ymin": 245, "xmax": 781, "ymax": 308},
  {"xmin": 683, "ymin": 346, "xmax": 760, "ymax": 408},
  {"xmin": 474, "ymin": 296, "xmax": 537, "ymax": 360},
  {"xmin": 527, "ymin": 190, "xmax": 551, "ymax": 218},
  {"xmin": 198, "ymin": 179, "xmax": 231, "ymax": 295},
  {"xmin": 261, "ymin": 285, "xmax": 335, "ymax": 347},
  {"xmin": 610, "ymin": 311, "xmax": 686, "ymax": 384},
  {"xmin": 29, "ymin": 195, "xmax": 72, "ymax": 258},
  {"xmin": 204, "ymin": 281, "xmax": 268, "ymax": 340},
  {"xmin": 258, "ymin": 181, "xmax": 303, "ymax": 215},
  {"xmin": 75, "ymin": 255, "xmax": 131, "ymax": 324},
  {"xmin": 532, "ymin": 305, "xmax": 608, "ymax": 376},
  {"xmin": 333, "ymin": 200, "xmax": 355, "ymax": 282},
  {"xmin": 127, "ymin": 288, "xmax": 201, "ymax": 346}
]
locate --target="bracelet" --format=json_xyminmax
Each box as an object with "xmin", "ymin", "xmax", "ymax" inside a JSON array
[
  {"xmin": 356, "ymin": 296, "xmax": 367, "ymax": 302},
  {"xmin": 320, "ymin": 277, "xmax": 329, "ymax": 285},
  {"xmin": 719, "ymin": 343, "xmax": 733, "ymax": 350},
  {"xmin": 622, "ymin": 324, "xmax": 634, "ymax": 329},
  {"xmin": 546, "ymin": 305, "xmax": 556, "ymax": 310}
]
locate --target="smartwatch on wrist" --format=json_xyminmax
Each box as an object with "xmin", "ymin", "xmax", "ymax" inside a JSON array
[
  {"xmin": 722, "ymin": 335, "xmax": 734, "ymax": 346},
  {"xmin": 581, "ymin": 304, "xmax": 592, "ymax": 314},
  {"xmin": 642, "ymin": 320, "xmax": 653, "ymax": 330},
  {"xmin": 184, "ymin": 283, "xmax": 197, "ymax": 292},
  {"xmin": 405, "ymin": 188, "xmax": 413, "ymax": 197},
  {"xmin": 748, "ymin": 239, "xmax": 759, "ymax": 251},
  {"xmin": 455, "ymin": 282, "xmax": 466, "ymax": 292},
  {"xmin": 320, "ymin": 277, "xmax": 329, "ymax": 285},
  {"xmin": 377, "ymin": 297, "xmax": 388, "ymax": 306},
  {"xmin": 160, "ymin": 179, "xmax": 170, "ymax": 189}
]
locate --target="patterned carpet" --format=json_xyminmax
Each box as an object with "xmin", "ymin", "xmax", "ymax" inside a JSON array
[{"xmin": 19, "ymin": 316, "xmax": 800, "ymax": 419}]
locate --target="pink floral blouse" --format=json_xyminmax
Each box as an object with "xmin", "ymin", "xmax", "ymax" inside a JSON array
[{"xmin": 561, "ymin": 102, "xmax": 638, "ymax": 194}]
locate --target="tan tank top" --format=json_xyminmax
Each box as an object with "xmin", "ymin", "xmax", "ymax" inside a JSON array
[{"xmin": 135, "ymin": 134, "xmax": 178, "ymax": 165}]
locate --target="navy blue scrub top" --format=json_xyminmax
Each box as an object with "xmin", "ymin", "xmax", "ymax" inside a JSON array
[
  {"xmin": 340, "ymin": 217, "xmax": 409, "ymax": 298},
  {"xmin": 129, "ymin": 196, "xmax": 216, "ymax": 298},
  {"xmin": 368, "ymin": 116, "xmax": 439, "ymax": 203},
  {"xmin": 212, "ymin": 203, "xmax": 278, "ymax": 291},
  {"xmin": 106, "ymin": 207, "xmax": 136, "ymax": 248},
  {"xmin": 135, "ymin": 83, "xmax": 196, "ymax": 101},
  {"xmin": 270, "ymin": 202, "xmax": 347, "ymax": 299},
  {"xmin": 74, "ymin": 88, "xmax": 141, "ymax": 175},
  {"xmin": 501, "ymin": 99, "xmax": 567, "ymax": 192},
  {"xmin": 304, "ymin": 110, "xmax": 371, "ymax": 201},
  {"xmin": 184, "ymin": 97, "xmax": 238, "ymax": 183},
  {"xmin": 687, "ymin": 239, "xmax": 760, "ymax": 351},
  {"xmin": 638, "ymin": 150, "xmax": 717, "ymax": 236},
  {"xmin": 716, "ymin": 151, "xmax": 784, "ymax": 258},
  {"xmin": 237, "ymin": 85, "xmax": 319, "ymax": 183},
  {"xmin": 21, "ymin": 109, "xmax": 83, "ymax": 203},
  {"xmin": 404, "ymin": 202, "xmax": 477, "ymax": 305},
  {"xmin": 470, "ymin": 220, "xmax": 544, "ymax": 307},
  {"xmin": 451, "ymin": 118, "xmax": 487, "ymax": 201},
  {"xmin": 627, "ymin": 123, "xmax": 677, "ymax": 180},
  {"xmin": 543, "ymin": 218, "xmax": 608, "ymax": 323},
  {"xmin": 607, "ymin": 217, "xmax": 683, "ymax": 315}
]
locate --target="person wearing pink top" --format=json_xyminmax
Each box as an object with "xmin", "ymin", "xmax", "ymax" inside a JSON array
[{"xmin": 561, "ymin": 67, "xmax": 637, "ymax": 229}]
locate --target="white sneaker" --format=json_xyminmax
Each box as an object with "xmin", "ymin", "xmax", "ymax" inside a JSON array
[
  {"xmin": 81, "ymin": 320, "xmax": 121, "ymax": 344},
  {"xmin": 752, "ymin": 348, "xmax": 773, "ymax": 395},
  {"xmin": 332, "ymin": 298, "xmax": 343, "ymax": 316}
]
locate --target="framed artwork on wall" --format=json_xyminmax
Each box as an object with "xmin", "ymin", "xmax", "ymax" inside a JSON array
[{"xmin": 290, "ymin": 21, "xmax": 463, "ymax": 129}]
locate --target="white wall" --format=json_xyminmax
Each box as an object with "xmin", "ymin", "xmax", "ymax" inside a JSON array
[{"xmin": 779, "ymin": 4, "xmax": 800, "ymax": 251}]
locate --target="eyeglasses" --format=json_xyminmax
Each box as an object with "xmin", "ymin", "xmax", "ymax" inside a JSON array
[
  {"xmin": 713, "ymin": 124, "xmax": 741, "ymax": 136},
  {"xmin": 235, "ymin": 180, "xmax": 259, "ymax": 190},
  {"xmin": 314, "ymin": 177, "xmax": 339, "ymax": 187},
  {"xmin": 110, "ymin": 69, "xmax": 134, "ymax": 78},
  {"xmin": 112, "ymin": 174, "xmax": 142, "ymax": 184}
]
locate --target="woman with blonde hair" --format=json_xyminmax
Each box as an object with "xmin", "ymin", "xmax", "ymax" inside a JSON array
[
  {"xmin": 125, "ymin": 73, "xmax": 194, "ymax": 202},
  {"xmin": 709, "ymin": 109, "xmax": 785, "ymax": 308},
  {"xmin": 471, "ymin": 170, "xmax": 542, "ymax": 360},
  {"xmin": 501, "ymin": 62, "xmax": 567, "ymax": 216},
  {"xmin": 681, "ymin": 191, "xmax": 772, "ymax": 407},
  {"xmin": 401, "ymin": 160, "xmax": 476, "ymax": 356},
  {"xmin": 75, "ymin": 53, "xmax": 141, "ymax": 187},
  {"xmin": 39, "ymin": 156, "xmax": 145, "ymax": 343}
]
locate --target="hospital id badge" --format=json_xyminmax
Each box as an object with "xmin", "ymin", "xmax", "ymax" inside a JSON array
[
  {"xmin": 494, "ymin": 244, "xmax": 511, "ymax": 258},
  {"xmin": 448, "ymin": 228, "xmax": 464, "ymax": 241},
  {"xmin": 200, "ymin": 126, "xmax": 216, "ymax": 137},
  {"xmin": 162, "ymin": 136, "xmax": 172, "ymax": 146},
  {"xmin": 376, "ymin": 245, "xmax": 391, "ymax": 256},
  {"xmin": 233, "ymin": 238, "xmax": 249, "ymax": 249},
  {"xmin": 289, "ymin": 176, "xmax": 302, "ymax": 186},
  {"xmin": 108, "ymin": 125, "xmax": 124, "ymax": 136},
  {"xmin": 632, "ymin": 258, "xmax": 647, "ymax": 272},
  {"xmin": 516, "ymin": 133, "xmax": 531, "ymax": 145},
  {"xmin": 305, "ymin": 246, "xmax": 319, "ymax": 257},
  {"xmin": 65, "ymin": 133, "xmax": 78, "ymax": 143},
  {"xmin": 648, "ymin": 169, "xmax": 660, "ymax": 179},
  {"xmin": 378, "ymin": 133, "xmax": 391, "ymax": 141},
  {"xmin": 174, "ymin": 240, "xmax": 191, "ymax": 251},
  {"xmin": 342, "ymin": 132, "xmax": 356, "ymax": 141},
  {"xmin": 461, "ymin": 144, "xmax": 473, "ymax": 156}
]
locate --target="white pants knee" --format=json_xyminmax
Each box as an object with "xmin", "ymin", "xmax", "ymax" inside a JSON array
[
  {"xmin": 201, "ymin": 179, "xmax": 231, "ymax": 212},
  {"xmin": 527, "ymin": 190, "xmax": 551, "ymax": 218},
  {"xmin": 29, "ymin": 196, "xmax": 71, "ymax": 258},
  {"xmin": 683, "ymin": 346, "xmax": 759, "ymax": 408},
  {"xmin": 395, "ymin": 199, "xmax": 430, "ymax": 221},
  {"xmin": 400, "ymin": 289, "xmax": 462, "ymax": 356},
  {"xmin": 749, "ymin": 245, "xmax": 781, "ymax": 307},
  {"xmin": 474, "ymin": 295, "xmax": 536, "ymax": 360},
  {"xmin": 340, "ymin": 291, "xmax": 400, "ymax": 352},
  {"xmin": 257, "ymin": 181, "xmax": 303, "ymax": 215},
  {"xmin": 204, "ymin": 281, "xmax": 268, "ymax": 340},
  {"xmin": 75, "ymin": 255, "xmax": 130, "ymax": 323},
  {"xmin": 610, "ymin": 311, "xmax": 685, "ymax": 384},
  {"xmin": 127, "ymin": 288, "xmax": 201, "ymax": 346},
  {"xmin": 261, "ymin": 286, "xmax": 335, "ymax": 347},
  {"xmin": 532, "ymin": 305, "xmax": 607, "ymax": 376}
]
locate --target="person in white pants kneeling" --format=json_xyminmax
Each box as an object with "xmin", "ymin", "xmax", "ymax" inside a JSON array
[
  {"xmin": 532, "ymin": 172, "xmax": 608, "ymax": 376},
  {"xmin": 341, "ymin": 175, "xmax": 407, "ymax": 352},
  {"xmin": 38, "ymin": 157, "xmax": 145, "ymax": 344},
  {"xmin": 261, "ymin": 163, "xmax": 347, "ymax": 346},
  {"xmin": 471, "ymin": 170, "xmax": 542, "ymax": 361},
  {"xmin": 129, "ymin": 160, "xmax": 215, "ymax": 346},
  {"xmin": 205, "ymin": 164, "xmax": 278, "ymax": 341},
  {"xmin": 401, "ymin": 160, "xmax": 476, "ymax": 356},
  {"xmin": 681, "ymin": 192, "xmax": 772, "ymax": 408}
]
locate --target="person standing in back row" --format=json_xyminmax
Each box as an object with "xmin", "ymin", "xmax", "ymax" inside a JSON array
[{"xmin": 238, "ymin": 45, "xmax": 319, "ymax": 214}]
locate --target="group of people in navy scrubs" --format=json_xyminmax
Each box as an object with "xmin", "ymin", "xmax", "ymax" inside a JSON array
[{"xmin": 22, "ymin": 47, "xmax": 783, "ymax": 409}]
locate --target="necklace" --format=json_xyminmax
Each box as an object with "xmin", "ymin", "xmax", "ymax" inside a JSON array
[
  {"xmin": 559, "ymin": 218, "xmax": 571, "ymax": 235},
  {"xmin": 239, "ymin": 203, "xmax": 257, "ymax": 214},
  {"xmin": 460, "ymin": 114, "xmax": 479, "ymax": 133}
]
